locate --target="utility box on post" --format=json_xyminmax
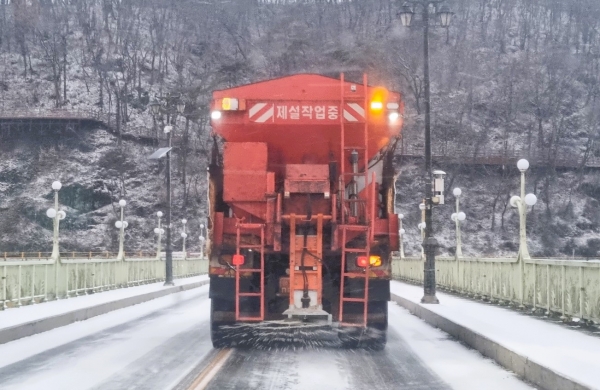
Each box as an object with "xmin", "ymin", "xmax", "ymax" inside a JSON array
[{"xmin": 432, "ymin": 170, "xmax": 446, "ymax": 205}]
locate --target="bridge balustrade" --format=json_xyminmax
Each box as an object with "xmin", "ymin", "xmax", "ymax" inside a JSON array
[
  {"xmin": 1, "ymin": 254, "xmax": 208, "ymax": 309},
  {"xmin": 392, "ymin": 256, "xmax": 600, "ymax": 324}
]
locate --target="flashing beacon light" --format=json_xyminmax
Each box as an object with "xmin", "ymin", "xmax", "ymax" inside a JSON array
[{"xmin": 369, "ymin": 87, "xmax": 388, "ymax": 114}]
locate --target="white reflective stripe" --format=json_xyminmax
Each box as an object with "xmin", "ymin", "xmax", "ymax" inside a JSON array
[
  {"xmin": 255, "ymin": 106, "xmax": 274, "ymax": 123},
  {"xmin": 343, "ymin": 110, "xmax": 358, "ymax": 122},
  {"xmin": 249, "ymin": 103, "xmax": 266, "ymax": 118},
  {"xmin": 347, "ymin": 102, "xmax": 365, "ymax": 118}
]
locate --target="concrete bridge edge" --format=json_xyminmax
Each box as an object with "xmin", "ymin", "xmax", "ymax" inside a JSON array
[
  {"xmin": 390, "ymin": 294, "xmax": 591, "ymax": 390},
  {"xmin": 0, "ymin": 279, "xmax": 209, "ymax": 346}
]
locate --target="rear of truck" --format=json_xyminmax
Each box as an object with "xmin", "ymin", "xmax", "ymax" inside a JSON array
[{"xmin": 207, "ymin": 74, "xmax": 403, "ymax": 349}]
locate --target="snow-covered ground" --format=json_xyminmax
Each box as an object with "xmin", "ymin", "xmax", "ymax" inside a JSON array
[
  {"xmin": 0, "ymin": 275, "xmax": 207, "ymax": 330},
  {"xmin": 392, "ymin": 280, "xmax": 600, "ymax": 389},
  {"xmin": 0, "ymin": 281, "xmax": 531, "ymax": 390}
]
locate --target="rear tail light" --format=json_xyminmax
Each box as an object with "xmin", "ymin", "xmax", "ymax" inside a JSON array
[
  {"xmin": 357, "ymin": 256, "xmax": 368, "ymax": 268},
  {"xmin": 232, "ymin": 254, "xmax": 245, "ymax": 265},
  {"xmin": 356, "ymin": 255, "xmax": 382, "ymax": 268}
]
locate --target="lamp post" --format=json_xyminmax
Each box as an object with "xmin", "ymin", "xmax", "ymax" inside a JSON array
[
  {"xmin": 181, "ymin": 219, "xmax": 188, "ymax": 259},
  {"xmin": 46, "ymin": 181, "xmax": 66, "ymax": 260},
  {"xmin": 148, "ymin": 95, "xmax": 185, "ymax": 286},
  {"xmin": 450, "ymin": 188, "xmax": 466, "ymax": 258},
  {"xmin": 399, "ymin": 0, "xmax": 453, "ymax": 304},
  {"xmin": 154, "ymin": 211, "xmax": 164, "ymax": 260},
  {"xmin": 398, "ymin": 214, "xmax": 406, "ymax": 258},
  {"xmin": 511, "ymin": 159, "xmax": 537, "ymax": 308},
  {"xmin": 510, "ymin": 159, "xmax": 537, "ymax": 260},
  {"xmin": 115, "ymin": 199, "xmax": 128, "ymax": 261},
  {"xmin": 199, "ymin": 223, "xmax": 206, "ymax": 259}
]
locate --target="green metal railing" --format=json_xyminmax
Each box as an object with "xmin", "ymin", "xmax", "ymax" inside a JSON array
[
  {"xmin": 1, "ymin": 255, "xmax": 208, "ymax": 309},
  {"xmin": 392, "ymin": 256, "xmax": 600, "ymax": 323}
]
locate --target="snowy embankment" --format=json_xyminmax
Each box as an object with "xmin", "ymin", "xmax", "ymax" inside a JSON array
[
  {"xmin": 0, "ymin": 275, "xmax": 208, "ymax": 344},
  {"xmin": 391, "ymin": 280, "xmax": 599, "ymax": 390}
]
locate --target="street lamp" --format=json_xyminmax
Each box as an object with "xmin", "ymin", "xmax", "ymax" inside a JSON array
[
  {"xmin": 398, "ymin": 214, "xmax": 406, "ymax": 258},
  {"xmin": 46, "ymin": 180, "xmax": 66, "ymax": 260},
  {"xmin": 511, "ymin": 159, "xmax": 537, "ymax": 308},
  {"xmin": 399, "ymin": 0, "xmax": 453, "ymax": 304},
  {"xmin": 181, "ymin": 219, "xmax": 188, "ymax": 259},
  {"xmin": 154, "ymin": 211, "xmax": 164, "ymax": 260},
  {"xmin": 199, "ymin": 223, "xmax": 206, "ymax": 258},
  {"xmin": 510, "ymin": 159, "xmax": 537, "ymax": 260},
  {"xmin": 450, "ymin": 188, "xmax": 466, "ymax": 257},
  {"xmin": 115, "ymin": 199, "xmax": 128, "ymax": 260},
  {"xmin": 148, "ymin": 94, "xmax": 186, "ymax": 286}
]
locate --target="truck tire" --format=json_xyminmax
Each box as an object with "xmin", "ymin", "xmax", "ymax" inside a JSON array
[
  {"xmin": 338, "ymin": 301, "xmax": 388, "ymax": 350},
  {"xmin": 210, "ymin": 299, "xmax": 231, "ymax": 348}
]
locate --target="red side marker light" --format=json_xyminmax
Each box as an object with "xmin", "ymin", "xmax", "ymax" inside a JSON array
[
  {"xmin": 232, "ymin": 254, "xmax": 245, "ymax": 265},
  {"xmin": 357, "ymin": 256, "xmax": 368, "ymax": 268}
]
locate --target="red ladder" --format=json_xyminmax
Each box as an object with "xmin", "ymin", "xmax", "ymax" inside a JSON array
[
  {"xmin": 235, "ymin": 222, "xmax": 265, "ymax": 322},
  {"xmin": 339, "ymin": 225, "xmax": 370, "ymax": 327},
  {"xmin": 339, "ymin": 73, "xmax": 369, "ymax": 225}
]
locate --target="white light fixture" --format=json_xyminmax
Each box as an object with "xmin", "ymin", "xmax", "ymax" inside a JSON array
[
  {"xmin": 154, "ymin": 228, "xmax": 161, "ymax": 234},
  {"xmin": 181, "ymin": 232, "xmax": 187, "ymax": 238},
  {"xmin": 119, "ymin": 199, "xmax": 127, "ymax": 207},
  {"xmin": 438, "ymin": 5, "xmax": 454, "ymax": 28},
  {"xmin": 525, "ymin": 193, "xmax": 537, "ymax": 206},
  {"xmin": 419, "ymin": 203, "xmax": 426, "ymax": 210},
  {"xmin": 182, "ymin": 219, "xmax": 187, "ymax": 224},
  {"xmin": 517, "ymin": 159, "xmax": 529, "ymax": 172},
  {"xmin": 398, "ymin": 213, "xmax": 404, "ymax": 219},
  {"xmin": 388, "ymin": 112, "xmax": 400, "ymax": 122},
  {"xmin": 453, "ymin": 187, "xmax": 462, "ymax": 197},
  {"xmin": 46, "ymin": 208, "xmax": 57, "ymax": 218},
  {"xmin": 457, "ymin": 211, "xmax": 466, "ymax": 221},
  {"xmin": 52, "ymin": 181, "xmax": 62, "ymax": 191},
  {"xmin": 211, "ymin": 110, "xmax": 222, "ymax": 120},
  {"xmin": 115, "ymin": 221, "xmax": 123, "ymax": 229},
  {"xmin": 57, "ymin": 210, "xmax": 66, "ymax": 220},
  {"xmin": 157, "ymin": 211, "xmax": 163, "ymax": 218},
  {"xmin": 399, "ymin": 228, "xmax": 406, "ymax": 235},
  {"xmin": 451, "ymin": 212, "xmax": 457, "ymax": 221},
  {"xmin": 399, "ymin": 3, "xmax": 414, "ymax": 27},
  {"xmin": 164, "ymin": 125, "xmax": 173, "ymax": 134}
]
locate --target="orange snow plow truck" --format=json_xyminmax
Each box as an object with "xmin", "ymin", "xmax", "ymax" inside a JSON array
[{"xmin": 208, "ymin": 73, "xmax": 403, "ymax": 349}]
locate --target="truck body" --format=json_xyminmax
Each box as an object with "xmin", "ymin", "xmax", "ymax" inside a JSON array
[{"xmin": 208, "ymin": 73, "xmax": 403, "ymax": 349}]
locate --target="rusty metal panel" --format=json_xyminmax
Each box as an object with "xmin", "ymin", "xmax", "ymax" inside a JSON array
[
  {"xmin": 224, "ymin": 172, "xmax": 268, "ymax": 202},
  {"xmin": 223, "ymin": 142, "xmax": 267, "ymax": 171},
  {"xmin": 284, "ymin": 164, "xmax": 330, "ymax": 195}
]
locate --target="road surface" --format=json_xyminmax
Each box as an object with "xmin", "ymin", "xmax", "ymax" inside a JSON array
[{"xmin": 0, "ymin": 285, "xmax": 532, "ymax": 390}]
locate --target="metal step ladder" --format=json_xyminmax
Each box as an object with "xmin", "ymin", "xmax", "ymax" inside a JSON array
[
  {"xmin": 235, "ymin": 222, "xmax": 265, "ymax": 321},
  {"xmin": 339, "ymin": 73, "xmax": 370, "ymax": 225},
  {"xmin": 338, "ymin": 224, "xmax": 370, "ymax": 327}
]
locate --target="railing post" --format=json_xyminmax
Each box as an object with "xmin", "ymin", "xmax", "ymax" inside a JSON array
[
  {"xmin": 561, "ymin": 264, "xmax": 566, "ymax": 320},
  {"xmin": 17, "ymin": 265, "xmax": 22, "ymax": 307},
  {"xmin": 2, "ymin": 265, "xmax": 6, "ymax": 310},
  {"xmin": 43, "ymin": 264, "xmax": 48, "ymax": 302},
  {"xmin": 75, "ymin": 262, "xmax": 79, "ymax": 295},
  {"xmin": 579, "ymin": 265, "xmax": 584, "ymax": 321},
  {"xmin": 64, "ymin": 262, "xmax": 69, "ymax": 299},
  {"xmin": 533, "ymin": 263, "xmax": 537, "ymax": 311},
  {"xmin": 546, "ymin": 264, "xmax": 551, "ymax": 315},
  {"xmin": 31, "ymin": 264, "xmax": 36, "ymax": 304}
]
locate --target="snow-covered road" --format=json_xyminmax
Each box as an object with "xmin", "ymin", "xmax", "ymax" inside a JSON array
[{"xmin": 0, "ymin": 286, "xmax": 531, "ymax": 390}]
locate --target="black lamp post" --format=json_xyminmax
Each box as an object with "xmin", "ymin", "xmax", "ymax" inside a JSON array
[
  {"xmin": 148, "ymin": 95, "xmax": 185, "ymax": 286},
  {"xmin": 398, "ymin": 1, "xmax": 453, "ymax": 304}
]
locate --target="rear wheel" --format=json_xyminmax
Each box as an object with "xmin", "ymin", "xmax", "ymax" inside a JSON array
[
  {"xmin": 210, "ymin": 299, "xmax": 232, "ymax": 348},
  {"xmin": 338, "ymin": 301, "xmax": 388, "ymax": 350}
]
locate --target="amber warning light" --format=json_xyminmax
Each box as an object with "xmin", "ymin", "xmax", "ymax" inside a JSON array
[{"xmin": 357, "ymin": 255, "xmax": 382, "ymax": 268}]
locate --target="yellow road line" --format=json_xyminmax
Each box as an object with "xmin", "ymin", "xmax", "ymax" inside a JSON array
[{"xmin": 187, "ymin": 348, "xmax": 233, "ymax": 390}]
